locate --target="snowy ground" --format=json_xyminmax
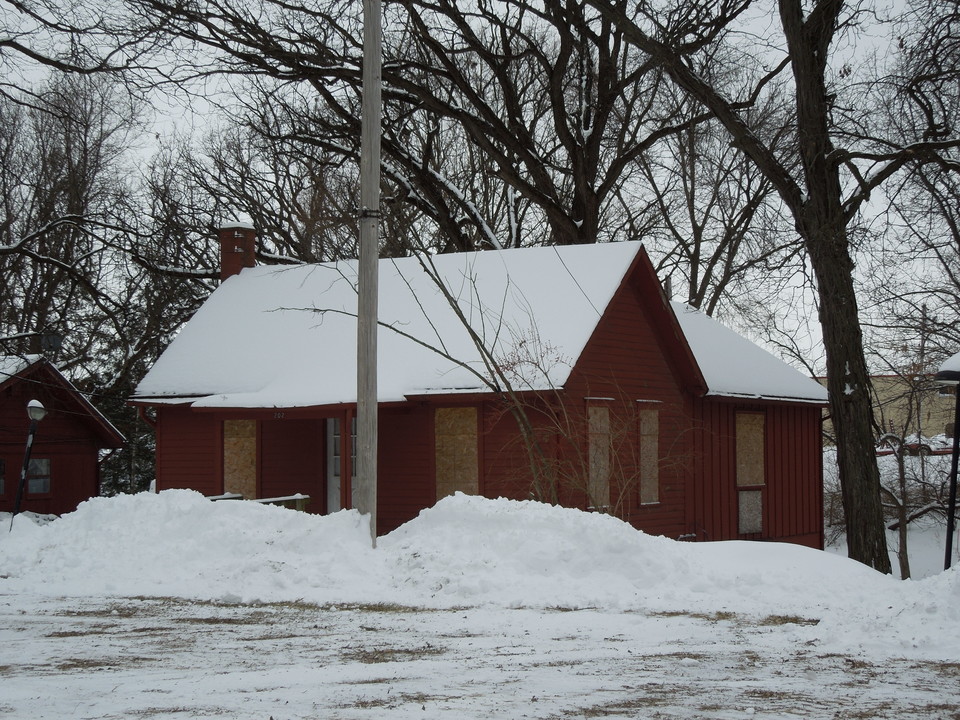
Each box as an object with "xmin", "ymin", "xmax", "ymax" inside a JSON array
[{"xmin": 2, "ymin": 491, "xmax": 960, "ymax": 719}]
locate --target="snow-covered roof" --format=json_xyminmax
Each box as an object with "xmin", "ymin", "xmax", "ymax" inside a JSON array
[
  {"xmin": 672, "ymin": 304, "xmax": 828, "ymax": 404},
  {"xmin": 0, "ymin": 354, "xmax": 41, "ymax": 383},
  {"xmin": 133, "ymin": 242, "xmax": 826, "ymax": 408},
  {"xmin": 938, "ymin": 351, "xmax": 960, "ymax": 383}
]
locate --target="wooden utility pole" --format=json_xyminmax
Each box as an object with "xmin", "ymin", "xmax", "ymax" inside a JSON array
[{"xmin": 356, "ymin": 0, "xmax": 381, "ymax": 547}]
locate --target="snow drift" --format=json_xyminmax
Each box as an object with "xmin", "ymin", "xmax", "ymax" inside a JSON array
[{"xmin": 2, "ymin": 490, "xmax": 958, "ymax": 657}]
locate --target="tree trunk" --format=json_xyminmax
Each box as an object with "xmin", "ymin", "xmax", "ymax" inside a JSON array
[
  {"xmin": 804, "ymin": 218, "xmax": 891, "ymax": 573},
  {"xmin": 781, "ymin": 0, "xmax": 891, "ymax": 573},
  {"xmin": 895, "ymin": 450, "xmax": 911, "ymax": 580}
]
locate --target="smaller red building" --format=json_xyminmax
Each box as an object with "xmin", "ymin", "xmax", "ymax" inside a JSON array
[{"xmin": 0, "ymin": 356, "xmax": 125, "ymax": 516}]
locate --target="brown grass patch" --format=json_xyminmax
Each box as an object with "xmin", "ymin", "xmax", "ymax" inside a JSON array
[{"xmin": 342, "ymin": 645, "xmax": 446, "ymax": 664}]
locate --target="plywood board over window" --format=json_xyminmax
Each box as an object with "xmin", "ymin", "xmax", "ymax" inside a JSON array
[
  {"xmin": 738, "ymin": 489, "xmax": 763, "ymax": 534},
  {"xmin": 736, "ymin": 413, "xmax": 765, "ymax": 487},
  {"xmin": 435, "ymin": 407, "xmax": 479, "ymax": 499},
  {"xmin": 588, "ymin": 405, "xmax": 611, "ymax": 509},
  {"xmin": 223, "ymin": 419, "xmax": 257, "ymax": 499},
  {"xmin": 736, "ymin": 412, "xmax": 765, "ymax": 535},
  {"xmin": 638, "ymin": 407, "xmax": 659, "ymax": 505}
]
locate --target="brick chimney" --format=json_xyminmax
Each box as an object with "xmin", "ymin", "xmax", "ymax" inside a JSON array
[{"xmin": 218, "ymin": 221, "xmax": 256, "ymax": 281}]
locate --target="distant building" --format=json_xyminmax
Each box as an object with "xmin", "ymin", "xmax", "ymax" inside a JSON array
[
  {"xmin": 819, "ymin": 373, "xmax": 956, "ymax": 444},
  {"xmin": 871, "ymin": 374, "xmax": 956, "ymax": 439}
]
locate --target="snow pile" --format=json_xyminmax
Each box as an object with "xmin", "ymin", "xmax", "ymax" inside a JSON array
[
  {"xmin": 382, "ymin": 494, "xmax": 889, "ymax": 617},
  {"xmin": 382, "ymin": 494, "xmax": 690, "ymax": 609},
  {"xmin": 1, "ymin": 491, "xmax": 380, "ymax": 603},
  {"xmin": 2, "ymin": 490, "xmax": 958, "ymax": 656}
]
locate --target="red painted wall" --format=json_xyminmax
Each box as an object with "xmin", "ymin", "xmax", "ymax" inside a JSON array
[
  {"xmin": 560, "ymin": 274, "xmax": 696, "ymax": 539},
  {"xmin": 260, "ymin": 418, "xmax": 324, "ymax": 503},
  {"xmin": 155, "ymin": 406, "xmax": 222, "ymax": 496},
  {"xmin": 691, "ymin": 399, "xmax": 823, "ymax": 548},
  {"xmin": 377, "ymin": 405, "xmax": 435, "ymax": 534},
  {"xmin": 480, "ymin": 399, "xmax": 561, "ymax": 502}
]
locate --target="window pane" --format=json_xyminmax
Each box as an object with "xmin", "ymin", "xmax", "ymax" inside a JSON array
[
  {"xmin": 27, "ymin": 458, "xmax": 50, "ymax": 495},
  {"xmin": 0, "ymin": 458, "xmax": 5, "ymax": 495}
]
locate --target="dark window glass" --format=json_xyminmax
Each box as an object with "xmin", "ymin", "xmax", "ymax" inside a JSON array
[{"xmin": 27, "ymin": 458, "xmax": 50, "ymax": 495}]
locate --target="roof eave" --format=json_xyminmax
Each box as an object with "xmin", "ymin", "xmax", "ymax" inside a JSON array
[{"xmin": 704, "ymin": 390, "xmax": 829, "ymax": 407}]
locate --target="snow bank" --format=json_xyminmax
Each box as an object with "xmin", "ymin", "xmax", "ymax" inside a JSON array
[
  {"xmin": 1, "ymin": 491, "xmax": 380, "ymax": 603},
  {"xmin": 381, "ymin": 494, "xmax": 689, "ymax": 609},
  {"xmin": 2, "ymin": 491, "xmax": 958, "ymax": 657}
]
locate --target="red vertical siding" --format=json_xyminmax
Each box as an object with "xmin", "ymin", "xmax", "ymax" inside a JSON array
[
  {"xmin": 259, "ymin": 418, "xmax": 324, "ymax": 505},
  {"xmin": 377, "ymin": 405, "xmax": 434, "ymax": 534},
  {"xmin": 575, "ymin": 283, "xmax": 693, "ymax": 539},
  {"xmin": 156, "ymin": 406, "xmax": 222, "ymax": 496},
  {"xmin": 694, "ymin": 400, "xmax": 823, "ymax": 548},
  {"xmin": 765, "ymin": 404, "xmax": 823, "ymax": 548},
  {"xmin": 690, "ymin": 398, "xmax": 737, "ymax": 542},
  {"xmin": 478, "ymin": 400, "xmax": 547, "ymax": 502},
  {"xmin": 485, "ymin": 277, "xmax": 698, "ymax": 539}
]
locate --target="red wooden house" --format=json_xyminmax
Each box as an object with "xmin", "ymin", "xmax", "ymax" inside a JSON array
[
  {"xmin": 131, "ymin": 225, "xmax": 827, "ymax": 547},
  {"xmin": 1, "ymin": 355, "xmax": 125, "ymax": 516}
]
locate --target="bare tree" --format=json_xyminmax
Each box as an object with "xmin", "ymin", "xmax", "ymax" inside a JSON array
[
  {"xmin": 0, "ymin": 72, "xmax": 168, "ymax": 493},
  {"xmin": 637, "ymin": 76, "xmax": 803, "ymax": 315},
  {"xmin": 582, "ymin": 0, "xmax": 960, "ymax": 572},
  {"xmin": 867, "ymin": 165, "xmax": 960, "ymax": 369},
  {"xmin": 116, "ymin": 0, "xmax": 714, "ymax": 253},
  {"xmin": 0, "ymin": 74, "xmax": 141, "ymax": 368}
]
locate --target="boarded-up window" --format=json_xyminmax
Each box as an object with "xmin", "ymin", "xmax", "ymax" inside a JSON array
[
  {"xmin": 588, "ymin": 406, "xmax": 611, "ymax": 509},
  {"xmin": 639, "ymin": 408, "xmax": 659, "ymax": 505},
  {"xmin": 736, "ymin": 413, "xmax": 765, "ymax": 487},
  {"xmin": 435, "ymin": 407, "xmax": 479, "ymax": 499},
  {"xmin": 738, "ymin": 490, "xmax": 763, "ymax": 534},
  {"xmin": 223, "ymin": 419, "xmax": 257, "ymax": 498},
  {"xmin": 736, "ymin": 412, "xmax": 765, "ymax": 534}
]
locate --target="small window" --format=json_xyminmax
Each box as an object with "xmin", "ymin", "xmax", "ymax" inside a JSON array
[
  {"xmin": 27, "ymin": 458, "xmax": 51, "ymax": 495},
  {"xmin": 328, "ymin": 418, "xmax": 357, "ymax": 479},
  {"xmin": 939, "ymin": 385, "xmax": 956, "ymax": 398},
  {"xmin": 736, "ymin": 413, "xmax": 765, "ymax": 487},
  {"xmin": 0, "ymin": 458, "xmax": 5, "ymax": 495}
]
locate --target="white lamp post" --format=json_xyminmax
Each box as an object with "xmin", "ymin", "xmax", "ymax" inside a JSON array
[
  {"xmin": 934, "ymin": 352, "xmax": 960, "ymax": 570},
  {"xmin": 9, "ymin": 400, "xmax": 48, "ymax": 531}
]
